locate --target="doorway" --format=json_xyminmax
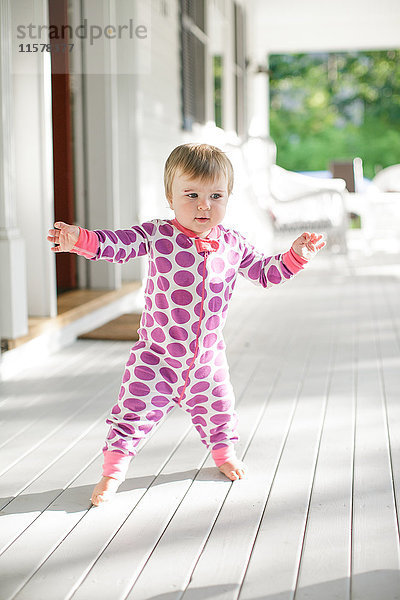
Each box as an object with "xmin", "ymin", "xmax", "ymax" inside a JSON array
[{"xmin": 49, "ymin": 0, "xmax": 77, "ymax": 294}]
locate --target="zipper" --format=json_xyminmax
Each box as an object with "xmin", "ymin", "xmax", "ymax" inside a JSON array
[{"xmin": 177, "ymin": 250, "xmax": 209, "ymax": 405}]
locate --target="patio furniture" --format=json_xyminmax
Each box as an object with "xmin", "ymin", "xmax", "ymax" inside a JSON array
[
  {"xmin": 330, "ymin": 158, "xmax": 364, "ymax": 193},
  {"xmin": 372, "ymin": 164, "xmax": 400, "ymax": 193},
  {"xmin": 243, "ymin": 136, "xmax": 349, "ymax": 253}
]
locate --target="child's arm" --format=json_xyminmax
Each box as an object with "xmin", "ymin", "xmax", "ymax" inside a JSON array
[
  {"xmin": 47, "ymin": 220, "xmax": 156, "ymax": 263},
  {"xmin": 238, "ymin": 230, "xmax": 325, "ymax": 288}
]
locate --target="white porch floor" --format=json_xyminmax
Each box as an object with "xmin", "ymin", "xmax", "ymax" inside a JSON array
[{"xmin": 1, "ymin": 243, "xmax": 400, "ymax": 600}]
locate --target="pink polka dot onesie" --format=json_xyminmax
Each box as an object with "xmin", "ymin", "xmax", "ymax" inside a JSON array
[{"xmin": 71, "ymin": 218, "xmax": 308, "ymax": 480}]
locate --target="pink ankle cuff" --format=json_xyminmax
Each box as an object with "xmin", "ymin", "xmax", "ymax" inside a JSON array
[
  {"xmin": 282, "ymin": 247, "xmax": 308, "ymax": 274},
  {"xmin": 211, "ymin": 446, "xmax": 236, "ymax": 467},
  {"xmin": 71, "ymin": 227, "xmax": 99, "ymax": 259},
  {"xmin": 102, "ymin": 450, "xmax": 131, "ymax": 482}
]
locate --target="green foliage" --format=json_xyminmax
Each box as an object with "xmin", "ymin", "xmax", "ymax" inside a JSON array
[
  {"xmin": 269, "ymin": 51, "xmax": 400, "ymax": 179},
  {"xmin": 213, "ymin": 55, "xmax": 223, "ymax": 129}
]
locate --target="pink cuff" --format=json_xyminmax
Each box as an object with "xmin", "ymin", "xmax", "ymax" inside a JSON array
[
  {"xmin": 282, "ymin": 247, "xmax": 308, "ymax": 274},
  {"xmin": 102, "ymin": 450, "xmax": 132, "ymax": 482},
  {"xmin": 71, "ymin": 227, "xmax": 99, "ymax": 259},
  {"xmin": 211, "ymin": 446, "xmax": 236, "ymax": 467}
]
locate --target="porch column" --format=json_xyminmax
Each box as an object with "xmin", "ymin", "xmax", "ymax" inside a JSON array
[
  {"xmin": 246, "ymin": 1, "xmax": 270, "ymax": 138},
  {"xmin": 248, "ymin": 64, "xmax": 270, "ymax": 138},
  {"xmin": 11, "ymin": 0, "xmax": 57, "ymax": 319},
  {"xmin": 0, "ymin": 0, "xmax": 28, "ymax": 339},
  {"xmin": 83, "ymin": 0, "xmax": 121, "ymax": 290}
]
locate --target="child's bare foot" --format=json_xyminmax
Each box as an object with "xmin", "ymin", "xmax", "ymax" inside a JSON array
[
  {"xmin": 218, "ymin": 457, "xmax": 246, "ymax": 481},
  {"xmin": 91, "ymin": 476, "xmax": 120, "ymax": 506}
]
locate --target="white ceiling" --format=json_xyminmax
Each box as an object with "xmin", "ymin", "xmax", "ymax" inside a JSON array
[{"xmin": 247, "ymin": 0, "xmax": 400, "ymax": 60}]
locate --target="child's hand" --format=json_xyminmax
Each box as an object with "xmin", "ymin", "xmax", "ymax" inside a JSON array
[
  {"xmin": 292, "ymin": 232, "xmax": 326, "ymax": 260},
  {"xmin": 47, "ymin": 221, "xmax": 80, "ymax": 253}
]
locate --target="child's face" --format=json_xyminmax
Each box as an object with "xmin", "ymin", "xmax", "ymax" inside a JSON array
[{"xmin": 168, "ymin": 170, "xmax": 229, "ymax": 237}]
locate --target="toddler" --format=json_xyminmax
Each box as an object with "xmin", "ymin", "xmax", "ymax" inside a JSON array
[{"xmin": 47, "ymin": 143, "xmax": 325, "ymax": 506}]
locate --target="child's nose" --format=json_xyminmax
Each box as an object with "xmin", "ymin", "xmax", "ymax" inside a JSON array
[{"xmin": 197, "ymin": 196, "xmax": 211, "ymax": 210}]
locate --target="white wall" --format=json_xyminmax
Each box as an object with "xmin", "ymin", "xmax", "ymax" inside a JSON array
[
  {"xmin": 116, "ymin": 0, "xmax": 182, "ymax": 282},
  {"xmin": 134, "ymin": 0, "xmax": 182, "ymax": 225}
]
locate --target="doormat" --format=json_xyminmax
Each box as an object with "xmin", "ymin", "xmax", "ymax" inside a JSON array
[{"xmin": 78, "ymin": 313, "xmax": 141, "ymax": 341}]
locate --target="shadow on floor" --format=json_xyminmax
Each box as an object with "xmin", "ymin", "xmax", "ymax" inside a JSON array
[
  {"xmin": 151, "ymin": 570, "xmax": 400, "ymax": 600},
  {"xmin": 0, "ymin": 467, "xmax": 226, "ymax": 515}
]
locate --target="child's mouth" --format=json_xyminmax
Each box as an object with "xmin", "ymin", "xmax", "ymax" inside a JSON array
[{"xmin": 195, "ymin": 217, "xmax": 210, "ymax": 222}]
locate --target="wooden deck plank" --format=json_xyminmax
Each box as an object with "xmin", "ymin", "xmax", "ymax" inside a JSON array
[
  {"xmin": 9, "ymin": 414, "xmax": 189, "ymax": 600},
  {"xmin": 158, "ymin": 330, "xmax": 307, "ymax": 600},
  {"xmin": 4, "ymin": 409, "xmax": 190, "ymax": 600},
  {"xmin": 378, "ymin": 280, "xmax": 400, "ymax": 544},
  {"xmin": 183, "ymin": 285, "xmax": 346, "ymax": 600},
  {"xmin": 69, "ymin": 432, "xmax": 210, "ymax": 600},
  {"xmin": 295, "ymin": 295, "xmax": 356, "ymax": 600},
  {"xmin": 0, "ymin": 340, "xmax": 113, "ymax": 468},
  {"xmin": 0, "ymin": 341, "xmax": 127, "ymax": 503},
  {"xmin": 238, "ymin": 305, "xmax": 335, "ymax": 600},
  {"xmin": 0, "ymin": 415, "xmax": 106, "ymax": 556},
  {"xmin": 351, "ymin": 278, "xmax": 400, "ymax": 600},
  {"xmin": 0, "ymin": 485, "xmax": 90, "ymax": 600},
  {"xmin": 0, "ymin": 340, "xmax": 100, "ymax": 445},
  {"xmin": 0, "ymin": 341, "xmax": 135, "ymax": 554}
]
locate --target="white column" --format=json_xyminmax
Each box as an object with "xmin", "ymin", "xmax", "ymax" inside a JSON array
[
  {"xmin": 11, "ymin": 0, "xmax": 57, "ymax": 318},
  {"xmin": 246, "ymin": 0, "xmax": 270, "ymax": 138},
  {"xmin": 223, "ymin": 0, "xmax": 236, "ymax": 134},
  {"xmin": 83, "ymin": 0, "xmax": 121, "ymax": 290},
  {"xmin": 0, "ymin": 0, "xmax": 28, "ymax": 339},
  {"xmin": 248, "ymin": 67, "xmax": 270, "ymax": 138}
]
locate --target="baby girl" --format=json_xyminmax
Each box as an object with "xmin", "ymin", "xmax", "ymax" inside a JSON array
[{"xmin": 47, "ymin": 143, "xmax": 325, "ymax": 506}]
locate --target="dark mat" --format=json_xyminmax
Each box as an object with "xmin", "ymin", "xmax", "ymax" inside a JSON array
[{"xmin": 78, "ymin": 313, "xmax": 141, "ymax": 341}]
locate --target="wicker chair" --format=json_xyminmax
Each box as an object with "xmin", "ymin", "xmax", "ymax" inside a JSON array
[{"xmin": 243, "ymin": 136, "xmax": 349, "ymax": 254}]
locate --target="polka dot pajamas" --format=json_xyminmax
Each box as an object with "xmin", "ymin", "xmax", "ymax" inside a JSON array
[{"xmin": 74, "ymin": 218, "xmax": 305, "ymax": 480}]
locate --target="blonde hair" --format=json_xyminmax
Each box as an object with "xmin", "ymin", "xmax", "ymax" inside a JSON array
[{"xmin": 164, "ymin": 143, "xmax": 234, "ymax": 200}]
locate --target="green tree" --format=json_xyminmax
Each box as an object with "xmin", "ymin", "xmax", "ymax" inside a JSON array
[{"xmin": 269, "ymin": 50, "xmax": 400, "ymax": 179}]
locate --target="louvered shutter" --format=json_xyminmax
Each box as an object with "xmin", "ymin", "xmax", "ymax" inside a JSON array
[{"xmin": 180, "ymin": 0, "xmax": 206, "ymax": 130}]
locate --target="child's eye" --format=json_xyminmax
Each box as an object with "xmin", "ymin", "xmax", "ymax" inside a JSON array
[
  {"xmin": 211, "ymin": 193, "xmax": 222, "ymax": 199},
  {"xmin": 187, "ymin": 193, "xmax": 198, "ymax": 198}
]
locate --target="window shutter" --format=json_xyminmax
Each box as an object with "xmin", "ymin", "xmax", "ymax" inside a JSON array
[{"xmin": 180, "ymin": 0, "xmax": 206, "ymax": 130}]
